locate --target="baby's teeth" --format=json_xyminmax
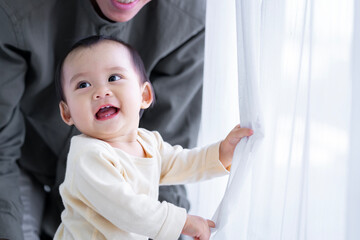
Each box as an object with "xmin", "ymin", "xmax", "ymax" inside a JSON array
[{"xmin": 116, "ymin": 0, "xmax": 135, "ymax": 3}]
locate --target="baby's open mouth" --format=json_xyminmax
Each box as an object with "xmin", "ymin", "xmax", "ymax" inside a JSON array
[{"xmin": 95, "ymin": 105, "xmax": 119, "ymax": 120}]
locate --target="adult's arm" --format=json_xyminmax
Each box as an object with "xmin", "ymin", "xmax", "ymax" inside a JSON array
[
  {"xmin": 139, "ymin": 29, "xmax": 205, "ymax": 149},
  {"xmin": 0, "ymin": 4, "xmax": 27, "ymax": 240}
]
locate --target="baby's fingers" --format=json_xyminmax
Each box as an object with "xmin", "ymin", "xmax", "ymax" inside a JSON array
[
  {"xmin": 207, "ymin": 220, "xmax": 216, "ymax": 228},
  {"xmin": 228, "ymin": 127, "xmax": 253, "ymax": 145},
  {"xmin": 238, "ymin": 127, "xmax": 253, "ymax": 137}
]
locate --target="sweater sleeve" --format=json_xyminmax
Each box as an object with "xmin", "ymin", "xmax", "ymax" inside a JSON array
[
  {"xmin": 69, "ymin": 143, "xmax": 187, "ymax": 240},
  {"xmin": 152, "ymin": 132, "xmax": 229, "ymax": 185}
]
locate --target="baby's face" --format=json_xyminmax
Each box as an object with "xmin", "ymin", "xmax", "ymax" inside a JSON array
[{"xmin": 60, "ymin": 41, "xmax": 149, "ymax": 141}]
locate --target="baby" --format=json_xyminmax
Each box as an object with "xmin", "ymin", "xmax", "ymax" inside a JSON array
[{"xmin": 54, "ymin": 35, "xmax": 253, "ymax": 240}]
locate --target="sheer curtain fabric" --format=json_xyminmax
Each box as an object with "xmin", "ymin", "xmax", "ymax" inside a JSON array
[{"xmin": 187, "ymin": 0, "xmax": 360, "ymax": 239}]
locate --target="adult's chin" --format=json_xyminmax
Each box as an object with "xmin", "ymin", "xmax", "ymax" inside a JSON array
[{"xmin": 95, "ymin": 0, "xmax": 151, "ymax": 22}]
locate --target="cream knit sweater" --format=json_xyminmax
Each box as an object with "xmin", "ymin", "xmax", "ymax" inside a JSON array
[{"xmin": 54, "ymin": 128, "xmax": 228, "ymax": 240}]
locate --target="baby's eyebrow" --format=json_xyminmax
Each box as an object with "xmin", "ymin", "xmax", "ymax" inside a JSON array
[
  {"xmin": 106, "ymin": 66, "xmax": 128, "ymax": 73},
  {"xmin": 69, "ymin": 72, "xmax": 87, "ymax": 84}
]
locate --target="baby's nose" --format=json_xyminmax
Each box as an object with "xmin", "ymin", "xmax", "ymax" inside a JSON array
[{"xmin": 93, "ymin": 87, "xmax": 112, "ymax": 99}]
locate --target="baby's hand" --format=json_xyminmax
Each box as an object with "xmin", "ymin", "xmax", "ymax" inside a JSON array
[
  {"xmin": 219, "ymin": 124, "xmax": 253, "ymax": 168},
  {"xmin": 181, "ymin": 214, "xmax": 215, "ymax": 240}
]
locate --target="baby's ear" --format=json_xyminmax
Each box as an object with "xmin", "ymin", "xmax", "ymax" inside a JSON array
[
  {"xmin": 59, "ymin": 101, "xmax": 74, "ymax": 126},
  {"xmin": 140, "ymin": 82, "xmax": 153, "ymax": 109}
]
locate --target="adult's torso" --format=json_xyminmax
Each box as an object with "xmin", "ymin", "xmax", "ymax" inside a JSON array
[{"xmin": 0, "ymin": 0, "xmax": 205, "ymax": 185}]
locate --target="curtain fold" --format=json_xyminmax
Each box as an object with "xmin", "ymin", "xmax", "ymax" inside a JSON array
[
  {"xmin": 212, "ymin": 1, "xmax": 265, "ymax": 238},
  {"xmin": 191, "ymin": 0, "xmax": 358, "ymax": 239},
  {"xmin": 185, "ymin": 0, "xmax": 239, "ymax": 221},
  {"xmin": 346, "ymin": 0, "xmax": 360, "ymax": 238}
]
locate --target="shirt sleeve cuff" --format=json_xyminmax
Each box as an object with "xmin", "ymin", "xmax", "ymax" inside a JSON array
[
  {"xmin": 154, "ymin": 202, "xmax": 187, "ymax": 240},
  {"xmin": 205, "ymin": 141, "xmax": 230, "ymax": 176}
]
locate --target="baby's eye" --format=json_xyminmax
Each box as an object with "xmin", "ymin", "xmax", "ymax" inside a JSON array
[
  {"xmin": 108, "ymin": 75, "xmax": 122, "ymax": 82},
  {"xmin": 77, "ymin": 82, "xmax": 91, "ymax": 89}
]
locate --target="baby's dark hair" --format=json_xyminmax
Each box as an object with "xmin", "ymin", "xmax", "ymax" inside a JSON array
[{"xmin": 55, "ymin": 35, "xmax": 153, "ymax": 104}]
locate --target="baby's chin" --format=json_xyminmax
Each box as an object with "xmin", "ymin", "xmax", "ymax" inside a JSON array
[
  {"xmin": 77, "ymin": 121, "xmax": 140, "ymax": 144},
  {"xmin": 82, "ymin": 131, "xmax": 114, "ymax": 141},
  {"xmin": 81, "ymin": 130, "xmax": 126, "ymax": 142}
]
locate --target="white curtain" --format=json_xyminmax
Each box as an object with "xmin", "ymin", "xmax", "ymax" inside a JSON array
[
  {"xmin": 187, "ymin": 0, "xmax": 360, "ymax": 239},
  {"xmin": 186, "ymin": 0, "xmax": 239, "ymax": 221}
]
